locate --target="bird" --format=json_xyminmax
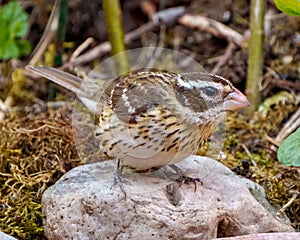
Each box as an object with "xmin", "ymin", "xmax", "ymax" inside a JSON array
[{"xmin": 26, "ymin": 66, "xmax": 250, "ymax": 195}]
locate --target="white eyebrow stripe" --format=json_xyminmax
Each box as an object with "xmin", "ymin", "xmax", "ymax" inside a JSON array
[
  {"xmin": 177, "ymin": 75, "xmax": 193, "ymax": 89},
  {"xmin": 177, "ymin": 74, "xmax": 222, "ymax": 89}
]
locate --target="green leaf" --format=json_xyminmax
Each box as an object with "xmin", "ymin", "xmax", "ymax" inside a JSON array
[
  {"xmin": 278, "ymin": 127, "xmax": 300, "ymax": 166},
  {"xmin": 1, "ymin": 39, "xmax": 20, "ymax": 60},
  {"xmin": 0, "ymin": 1, "xmax": 30, "ymax": 59},
  {"xmin": 274, "ymin": 0, "xmax": 300, "ymax": 16},
  {"xmin": 16, "ymin": 40, "xmax": 31, "ymax": 56}
]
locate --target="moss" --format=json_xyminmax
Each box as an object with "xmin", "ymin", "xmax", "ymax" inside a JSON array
[
  {"xmin": 0, "ymin": 107, "xmax": 84, "ymax": 239},
  {"xmin": 217, "ymin": 95, "xmax": 300, "ymax": 231}
]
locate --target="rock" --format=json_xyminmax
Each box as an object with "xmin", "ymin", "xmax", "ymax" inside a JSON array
[
  {"xmin": 0, "ymin": 232, "xmax": 18, "ymax": 240},
  {"xmin": 42, "ymin": 156, "xmax": 294, "ymax": 240},
  {"xmin": 214, "ymin": 232, "xmax": 300, "ymax": 240}
]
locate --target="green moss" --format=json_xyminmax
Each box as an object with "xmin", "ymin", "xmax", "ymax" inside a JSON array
[
  {"xmin": 0, "ymin": 108, "xmax": 84, "ymax": 239},
  {"xmin": 218, "ymin": 96, "xmax": 300, "ymax": 231}
]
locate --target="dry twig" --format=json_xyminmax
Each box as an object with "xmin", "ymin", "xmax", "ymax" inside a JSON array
[
  {"xmin": 27, "ymin": 0, "xmax": 60, "ymax": 66},
  {"xmin": 211, "ymin": 41, "xmax": 236, "ymax": 74},
  {"xmin": 70, "ymin": 38, "xmax": 95, "ymax": 63},
  {"xmin": 178, "ymin": 14, "xmax": 244, "ymax": 46},
  {"xmin": 71, "ymin": 7, "xmax": 185, "ymax": 66},
  {"xmin": 71, "ymin": 22, "xmax": 157, "ymax": 66},
  {"xmin": 276, "ymin": 191, "xmax": 299, "ymax": 215},
  {"xmin": 275, "ymin": 107, "xmax": 300, "ymax": 144}
]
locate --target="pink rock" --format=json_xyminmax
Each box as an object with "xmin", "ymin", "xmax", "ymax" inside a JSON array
[{"xmin": 42, "ymin": 156, "xmax": 294, "ymax": 239}]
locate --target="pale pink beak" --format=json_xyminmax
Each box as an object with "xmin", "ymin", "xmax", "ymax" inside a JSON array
[{"xmin": 223, "ymin": 87, "xmax": 250, "ymax": 111}]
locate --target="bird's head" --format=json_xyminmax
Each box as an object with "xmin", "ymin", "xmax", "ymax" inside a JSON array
[
  {"xmin": 104, "ymin": 69, "xmax": 249, "ymax": 126},
  {"xmin": 171, "ymin": 72, "xmax": 250, "ymax": 124}
]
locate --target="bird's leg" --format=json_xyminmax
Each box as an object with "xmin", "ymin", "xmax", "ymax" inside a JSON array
[
  {"xmin": 111, "ymin": 159, "xmax": 130, "ymax": 198},
  {"xmin": 169, "ymin": 164, "xmax": 203, "ymax": 192}
]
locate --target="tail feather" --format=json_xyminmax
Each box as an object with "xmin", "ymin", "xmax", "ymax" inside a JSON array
[
  {"xmin": 26, "ymin": 66, "xmax": 85, "ymax": 96},
  {"xmin": 26, "ymin": 66, "xmax": 97, "ymax": 112}
]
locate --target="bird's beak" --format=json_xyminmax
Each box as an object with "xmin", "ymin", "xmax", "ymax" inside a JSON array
[{"xmin": 223, "ymin": 87, "xmax": 250, "ymax": 111}]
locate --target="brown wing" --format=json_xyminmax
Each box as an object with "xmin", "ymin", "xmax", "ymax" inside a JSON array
[{"xmin": 103, "ymin": 69, "xmax": 177, "ymax": 124}]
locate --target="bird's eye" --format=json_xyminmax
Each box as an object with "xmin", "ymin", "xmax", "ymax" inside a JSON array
[{"xmin": 203, "ymin": 86, "xmax": 218, "ymax": 97}]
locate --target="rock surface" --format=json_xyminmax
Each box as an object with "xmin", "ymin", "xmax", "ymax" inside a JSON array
[
  {"xmin": 215, "ymin": 232, "xmax": 300, "ymax": 240},
  {"xmin": 42, "ymin": 156, "xmax": 294, "ymax": 240},
  {"xmin": 0, "ymin": 232, "xmax": 17, "ymax": 240}
]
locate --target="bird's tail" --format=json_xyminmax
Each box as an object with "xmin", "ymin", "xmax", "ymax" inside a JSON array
[{"xmin": 26, "ymin": 66, "xmax": 97, "ymax": 112}]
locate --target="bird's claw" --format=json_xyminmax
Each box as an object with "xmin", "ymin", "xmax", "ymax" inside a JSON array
[
  {"xmin": 169, "ymin": 164, "xmax": 202, "ymax": 192},
  {"xmin": 176, "ymin": 175, "xmax": 203, "ymax": 192},
  {"xmin": 111, "ymin": 160, "xmax": 131, "ymax": 199}
]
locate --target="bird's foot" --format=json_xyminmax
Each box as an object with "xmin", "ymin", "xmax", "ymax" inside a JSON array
[
  {"xmin": 111, "ymin": 160, "xmax": 131, "ymax": 199},
  {"xmin": 176, "ymin": 174, "xmax": 203, "ymax": 191},
  {"xmin": 169, "ymin": 164, "xmax": 203, "ymax": 192}
]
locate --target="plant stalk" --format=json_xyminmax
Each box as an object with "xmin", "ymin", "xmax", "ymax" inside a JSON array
[
  {"xmin": 102, "ymin": 0, "xmax": 129, "ymax": 74},
  {"xmin": 54, "ymin": 0, "xmax": 69, "ymax": 67},
  {"xmin": 246, "ymin": 0, "xmax": 265, "ymax": 115}
]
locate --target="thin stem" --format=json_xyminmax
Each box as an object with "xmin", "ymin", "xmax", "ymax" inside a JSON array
[
  {"xmin": 54, "ymin": 0, "xmax": 69, "ymax": 67},
  {"xmin": 246, "ymin": 0, "xmax": 265, "ymax": 115},
  {"xmin": 102, "ymin": 0, "xmax": 129, "ymax": 74}
]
